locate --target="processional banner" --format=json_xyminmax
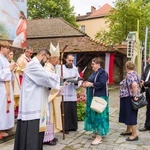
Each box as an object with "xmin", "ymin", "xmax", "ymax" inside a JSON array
[{"xmin": 0, "ymin": 0, "xmax": 27, "ymax": 48}]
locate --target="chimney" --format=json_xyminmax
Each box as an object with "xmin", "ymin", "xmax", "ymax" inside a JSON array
[
  {"xmin": 86, "ymin": 12, "xmax": 91, "ymax": 15},
  {"xmin": 91, "ymin": 6, "xmax": 96, "ymax": 13}
]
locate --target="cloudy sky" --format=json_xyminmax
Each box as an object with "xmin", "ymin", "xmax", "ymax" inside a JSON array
[{"xmin": 70, "ymin": 0, "xmax": 115, "ymax": 15}]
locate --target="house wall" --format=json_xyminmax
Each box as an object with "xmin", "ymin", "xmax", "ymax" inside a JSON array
[{"xmin": 77, "ymin": 17, "xmax": 109, "ymax": 39}]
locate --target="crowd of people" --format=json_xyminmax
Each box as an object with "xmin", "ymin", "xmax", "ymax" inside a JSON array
[{"xmin": 0, "ymin": 40, "xmax": 150, "ymax": 149}]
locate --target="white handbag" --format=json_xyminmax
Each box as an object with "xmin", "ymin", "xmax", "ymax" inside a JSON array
[
  {"xmin": 90, "ymin": 71, "xmax": 108, "ymax": 113},
  {"xmin": 90, "ymin": 96, "xmax": 107, "ymax": 113}
]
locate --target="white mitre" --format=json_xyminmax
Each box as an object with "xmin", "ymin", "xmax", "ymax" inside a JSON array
[{"xmin": 50, "ymin": 42, "xmax": 60, "ymax": 57}]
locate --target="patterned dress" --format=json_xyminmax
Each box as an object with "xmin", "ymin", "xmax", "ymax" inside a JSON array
[
  {"xmin": 84, "ymin": 68, "xmax": 109, "ymax": 136},
  {"xmin": 119, "ymin": 71, "xmax": 140, "ymax": 125}
]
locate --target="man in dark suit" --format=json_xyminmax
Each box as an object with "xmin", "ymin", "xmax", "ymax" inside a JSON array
[{"xmin": 139, "ymin": 56, "xmax": 150, "ymax": 131}]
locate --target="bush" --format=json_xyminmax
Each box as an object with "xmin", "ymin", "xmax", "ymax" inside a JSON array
[{"xmin": 77, "ymin": 87, "xmax": 86, "ymax": 121}]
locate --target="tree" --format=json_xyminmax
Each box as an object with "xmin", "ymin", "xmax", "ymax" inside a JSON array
[
  {"xmin": 95, "ymin": 0, "xmax": 150, "ymax": 45},
  {"xmin": 27, "ymin": 0, "xmax": 77, "ymax": 27}
]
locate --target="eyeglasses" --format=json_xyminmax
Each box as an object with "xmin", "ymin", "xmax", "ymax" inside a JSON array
[{"xmin": 27, "ymin": 51, "xmax": 33, "ymax": 55}]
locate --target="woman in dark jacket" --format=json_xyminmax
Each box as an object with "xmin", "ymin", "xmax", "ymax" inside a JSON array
[{"xmin": 82, "ymin": 57, "xmax": 109, "ymax": 145}]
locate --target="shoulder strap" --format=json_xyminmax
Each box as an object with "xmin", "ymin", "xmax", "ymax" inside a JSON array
[
  {"xmin": 145, "ymin": 69, "xmax": 150, "ymax": 82},
  {"xmin": 126, "ymin": 78, "xmax": 130, "ymax": 95},
  {"xmin": 94, "ymin": 72, "xmax": 99, "ymax": 82},
  {"xmin": 93, "ymin": 72, "xmax": 99, "ymax": 95},
  {"xmin": 93, "ymin": 70, "xmax": 108, "ymax": 96}
]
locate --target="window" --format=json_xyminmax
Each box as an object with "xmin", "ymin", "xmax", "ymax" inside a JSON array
[{"xmin": 80, "ymin": 25, "xmax": 85, "ymax": 32}]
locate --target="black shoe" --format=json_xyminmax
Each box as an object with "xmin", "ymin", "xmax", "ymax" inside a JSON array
[
  {"xmin": 52, "ymin": 137, "xmax": 58, "ymax": 142},
  {"xmin": 139, "ymin": 127, "xmax": 150, "ymax": 132},
  {"xmin": 120, "ymin": 132, "xmax": 132, "ymax": 136},
  {"xmin": 43, "ymin": 141, "xmax": 56, "ymax": 146},
  {"xmin": 126, "ymin": 136, "xmax": 138, "ymax": 141},
  {"xmin": 70, "ymin": 129, "xmax": 77, "ymax": 131}
]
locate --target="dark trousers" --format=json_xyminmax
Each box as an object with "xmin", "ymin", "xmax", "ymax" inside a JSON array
[
  {"xmin": 14, "ymin": 119, "xmax": 44, "ymax": 150},
  {"xmin": 145, "ymin": 91, "xmax": 150, "ymax": 128},
  {"xmin": 61, "ymin": 101, "xmax": 78, "ymax": 131}
]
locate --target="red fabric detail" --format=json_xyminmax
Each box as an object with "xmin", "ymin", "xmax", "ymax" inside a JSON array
[
  {"xmin": 79, "ymin": 72, "xmax": 84, "ymax": 78},
  {"xmin": 19, "ymin": 75, "xmax": 23, "ymax": 85},
  {"xmin": 15, "ymin": 106, "xmax": 19, "ymax": 117},
  {"xmin": 0, "ymin": 134, "xmax": 2, "ymax": 139},
  {"xmin": 16, "ymin": 19, "xmax": 27, "ymax": 48},
  {"xmin": 16, "ymin": 19, "xmax": 27, "ymax": 36},
  {"xmin": 108, "ymin": 53, "xmax": 114, "ymax": 84},
  {"xmin": 7, "ymin": 100, "xmax": 11, "ymax": 103},
  {"xmin": 25, "ymin": 58, "xmax": 30, "ymax": 62}
]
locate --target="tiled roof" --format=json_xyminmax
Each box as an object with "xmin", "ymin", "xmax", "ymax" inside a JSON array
[
  {"xmin": 88, "ymin": 4, "xmax": 113, "ymax": 18},
  {"xmin": 27, "ymin": 36, "xmax": 107, "ymax": 53},
  {"xmin": 27, "ymin": 18, "xmax": 84, "ymax": 38},
  {"xmin": 76, "ymin": 13, "xmax": 91, "ymax": 21},
  {"xmin": 27, "ymin": 18, "xmax": 126, "ymax": 55},
  {"xmin": 76, "ymin": 3, "xmax": 113, "ymax": 21}
]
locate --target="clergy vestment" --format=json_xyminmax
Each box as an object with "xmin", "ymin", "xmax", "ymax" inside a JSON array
[
  {"xmin": 16, "ymin": 53, "xmax": 31, "ymax": 84},
  {"xmin": 58, "ymin": 64, "xmax": 81, "ymax": 131},
  {"xmin": 43, "ymin": 63, "xmax": 62, "ymax": 142},
  {"xmin": 14, "ymin": 53, "xmax": 31, "ymax": 117},
  {"xmin": 0, "ymin": 54, "xmax": 14, "ymax": 130},
  {"xmin": 14, "ymin": 57, "xmax": 60, "ymax": 150}
]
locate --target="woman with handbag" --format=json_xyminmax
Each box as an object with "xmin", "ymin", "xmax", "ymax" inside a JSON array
[
  {"xmin": 119, "ymin": 61, "xmax": 140, "ymax": 141},
  {"xmin": 82, "ymin": 57, "xmax": 109, "ymax": 145}
]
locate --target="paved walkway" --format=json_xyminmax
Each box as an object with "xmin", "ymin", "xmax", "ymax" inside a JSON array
[{"xmin": 1, "ymin": 88, "xmax": 150, "ymax": 150}]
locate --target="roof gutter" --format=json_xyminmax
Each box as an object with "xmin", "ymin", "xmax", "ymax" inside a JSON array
[{"xmin": 27, "ymin": 34, "xmax": 86, "ymax": 39}]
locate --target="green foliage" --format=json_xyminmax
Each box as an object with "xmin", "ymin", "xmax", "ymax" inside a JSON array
[
  {"xmin": 95, "ymin": 0, "xmax": 150, "ymax": 45},
  {"xmin": 27, "ymin": 0, "xmax": 77, "ymax": 27},
  {"xmin": 77, "ymin": 87, "xmax": 86, "ymax": 121},
  {"xmin": 77, "ymin": 101, "xmax": 86, "ymax": 121}
]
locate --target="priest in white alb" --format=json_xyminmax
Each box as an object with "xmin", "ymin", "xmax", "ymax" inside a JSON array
[
  {"xmin": 58, "ymin": 54, "xmax": 81, "ymax": 134},
  {"xmin": 14, "ymin": 49, "xmax": 60, "ymax": 150}
]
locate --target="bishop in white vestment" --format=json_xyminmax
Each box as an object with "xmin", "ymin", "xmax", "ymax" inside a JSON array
[{"xmin": 43, "ymin": 43, "xmax": 62, "ymax": 145}]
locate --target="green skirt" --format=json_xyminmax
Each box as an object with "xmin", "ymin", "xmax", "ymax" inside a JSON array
[{"xmin": 84, "ymin": 88, "xmax": 109, "ymax": 136}]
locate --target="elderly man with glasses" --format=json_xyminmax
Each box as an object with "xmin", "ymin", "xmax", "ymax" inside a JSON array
[{"xmin": 14, "ymin": 46, "xmax": 33, "ymax": 118}]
